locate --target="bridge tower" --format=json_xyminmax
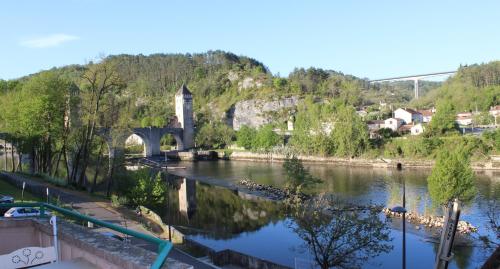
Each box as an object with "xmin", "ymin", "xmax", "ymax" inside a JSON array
[{"xmin": 175, "ymin": 84, "xmax": 194, "ymax": 149}]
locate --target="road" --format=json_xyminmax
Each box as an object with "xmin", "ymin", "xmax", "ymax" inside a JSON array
[{"xmin": 0, "ymin": 172, "xmax": 217, "ymax": 269}]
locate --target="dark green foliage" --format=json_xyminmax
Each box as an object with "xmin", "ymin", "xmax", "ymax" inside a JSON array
[
  {"xmin": 253, "ymin": 124, "xmax": 282, "ymax": 151},
  {"xmin": 331, "ymin": 105, "xmax": 369, "ymax": 157},
  {"xmin": 427, "ymin": 148, "xmax": 476, "ymax": 206},
  {"xmin": 427, "ymin": 100, "xmax": 459, "ymax": 136},
  {"xmin": 283, "ymin": 155, "xmax": 321, "ymax": 191},
  {"xmin": 195, "ymin": 122, "xmax": 235, "ymax": 149},
  {"xmin": 236, "ymin": 125, "xmax": 257, "ymax": 149},
  {"xmin": 414, "ymin": 62, "xmax": 500, "ymax": 111},
  {"xmin": 116, "ymin": 169, "xmax": 167, "ymax": 208}
]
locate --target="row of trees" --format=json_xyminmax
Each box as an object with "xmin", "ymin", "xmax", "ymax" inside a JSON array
[{"xmin": 0, "ymin": 60, "xmax": 131, "ymax": 195}]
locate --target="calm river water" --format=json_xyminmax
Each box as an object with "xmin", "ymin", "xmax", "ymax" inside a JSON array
[{"xmin": 156, "ymin": 160, "xmax": 500, "ymax": 269}]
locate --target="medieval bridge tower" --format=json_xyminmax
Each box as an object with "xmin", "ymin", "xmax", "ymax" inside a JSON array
[{"xmin": 175, "ymin": 84, "xmax": 194, "ymax": 149}]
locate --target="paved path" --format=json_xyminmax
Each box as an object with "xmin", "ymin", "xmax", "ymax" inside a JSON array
[{"xmin": 0, "ymin": 172, "xmax": 217, "ymax": 269}]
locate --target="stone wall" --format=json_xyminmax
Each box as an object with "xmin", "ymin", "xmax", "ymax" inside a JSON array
[{"xmin": 226, "ymin": 151, "xmax": 500, "ymax": 170}]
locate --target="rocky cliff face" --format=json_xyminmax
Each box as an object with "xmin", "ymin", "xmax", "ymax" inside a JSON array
[{"xmin": 228, "ymin": 96, "xmax": 300, "ymax": 130}]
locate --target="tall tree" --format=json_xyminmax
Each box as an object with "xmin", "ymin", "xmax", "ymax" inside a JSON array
[
  {"xmin": 331, "ymin": 105, "xmax": 369, "ymax": 157},
  {"xmin": 427, "ymin": 100, "xmax": 458, "ymax": 136},
  {"xmin": 427, "ymin": 147, "xmax": 476, "ymax": 206},
  {"xmin": 71, "ymin": 60, "xmax": 123, "ymax": 187}
]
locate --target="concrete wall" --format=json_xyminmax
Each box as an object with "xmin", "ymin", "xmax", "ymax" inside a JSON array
[{"xmin": 0, "ymin": 218, "xmax": 190, "ymax": 269}]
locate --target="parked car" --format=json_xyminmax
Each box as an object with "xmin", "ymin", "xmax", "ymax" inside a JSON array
[
  {"xmin": 3, "ymin": 207, "xmax": 51, "ymax": 218},
  {"xmin": 0, "ymin": 194, "xmax": 14, "ymax": 204},
  {"xmin": 0, "ymin": 195, "xmax": 14, "ymax": 214}
]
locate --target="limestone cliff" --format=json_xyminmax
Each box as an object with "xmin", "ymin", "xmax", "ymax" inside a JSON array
[{"xmin": 228, "ymin": 96, "xmax": 299, "ymax": 130}]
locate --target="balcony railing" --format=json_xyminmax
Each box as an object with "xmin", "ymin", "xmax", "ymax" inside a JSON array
[{"xmin": 0, "ymin": 202, "xmax": 173, "ymax": 269}]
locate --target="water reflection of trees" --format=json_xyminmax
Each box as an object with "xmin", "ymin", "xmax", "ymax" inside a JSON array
[
  {"xmin": 288, "ymin": 196, "xmax": 392, "ymax": 269},
  {"xmin": 159, "ymin": 176, "xmax": 285, "ymax": 240}
]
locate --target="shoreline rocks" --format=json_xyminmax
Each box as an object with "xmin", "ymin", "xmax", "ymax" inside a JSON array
[
  {"xmin": 238, "ymin": 178, "xmax": 310, "ymax": 201},
  {"xmin": 382, "ymin": 208, "xmax": 478, "ymax": 234}
]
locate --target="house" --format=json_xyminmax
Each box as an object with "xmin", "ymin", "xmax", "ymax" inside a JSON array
[
  {"xmin": 384, "ymin": 118, "xmax": 404, "ymax": 131},
  {"xmin": 489, "ymin": 105, "xmax": 500, "ymax": 117},
  {"xmin": 417, "ymin": 108, "xmax": 435, "ymax": 123},
  {"xmin": 398, "ymin": 124, "xmax": 413, "ymax": 134},
  {"xmin": 394, "ymin": 108, "xmax": 423, "ymax": 124},
  {"xmin": 456, "ymin": 112, "xmax": 473, "ymax": 126},
  {"xmin": 411, "ymin": 123, "xmax": 425, "ymax": 135},
  {"xmin": 356, "ymin": 110, "xmax": 368, "ymax": 118},
  {"xmin": 366, "ymin": 120, "xmax": 385, "ymax": 131}
]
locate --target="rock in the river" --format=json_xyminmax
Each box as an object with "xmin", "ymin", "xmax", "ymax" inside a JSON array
[{"xmin": 382, "ymin": 207, "xmax": 477, "ymax": 235}]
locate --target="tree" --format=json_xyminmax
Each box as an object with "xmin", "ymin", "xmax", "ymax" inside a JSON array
[
  {"xmin": 195, "ymin": 122, "xmax": 235, "ymax": 149},
  {"xmin": 472, "ymin": 111, "xmax": 494, "ymax": 125},
  {"xmin": 71, "ymin": 59, "xmax": 123, "ymax": 187},
  {"xmin": 427, "ymin": 148, "xmax": 476, "ymax": 206},
  {"xmin": 236, "ymin": 125, "xmax": 257, "ymax": 150},
  {"xmin": 128, "ymin": 170, "xmax": 166, "ymax": 207},
  {"xmin": 427, "ymin": 100, "xmax": 458, "ymax": 136},
  {"xmin": 289, "ymin": 196, "xmax": 392, "ymax": 269},
  {"xmin": 253, "ymin": 124, "xmax": 281, "ymax": 151},
  {"xmin": 331, "ymin": 105, "xmax": 369, "ymax": 157},
  {"xmin": 283, "ymin": 155, "xmax": 320, "ymax": 192}
]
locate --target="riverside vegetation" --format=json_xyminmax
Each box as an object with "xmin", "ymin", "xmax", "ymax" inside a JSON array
[{"xmin": 0, "ymin": 51, "xmax": 498, "ymax": 198}]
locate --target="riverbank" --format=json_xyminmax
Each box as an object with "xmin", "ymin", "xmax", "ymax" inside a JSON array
[{"xmin": 223, "ymin": 151, "xmax": 500, "ymax": 170}]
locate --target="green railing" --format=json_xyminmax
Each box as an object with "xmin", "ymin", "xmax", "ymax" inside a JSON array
[{"xmin": 0, "ymin": 202, "xmax": 172, "ymax": 269}]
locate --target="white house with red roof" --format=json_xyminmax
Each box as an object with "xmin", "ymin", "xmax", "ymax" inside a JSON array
[
  {"xmin": 384, "ymin": 118, "xmax": 404, "ymax": 131},
  {"xmin": 417, "ymin": 108, "xmax": 435, "ymax": 123},
  {"xmin": 394, "ymin": 108, "xmax": 423, "ymax": 124}
]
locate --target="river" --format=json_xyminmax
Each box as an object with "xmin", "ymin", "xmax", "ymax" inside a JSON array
[{"xmin": 150, "ymin": 160, "xmax": 500, "ymax": 269}]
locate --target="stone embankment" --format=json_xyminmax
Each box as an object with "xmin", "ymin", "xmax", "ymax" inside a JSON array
[
  {"xmin": 226, "ymin": 151, "xmax": 500, "ymax": 170},
  {"xmin": 383, "ymin": 208, "xmax": 477, "ymax": 234},
  {"xmin": 238, "ymin": 179, "xmax": 310, "ymax": 201}
]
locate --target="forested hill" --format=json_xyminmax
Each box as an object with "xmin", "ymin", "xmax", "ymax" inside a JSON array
[
  {"xmin": 412, "ymin": 62, "xmax": 500, "ymax": 111},
  {"xmin": 0, "ymin": 51, "xmax": 371, "ymax": 125},
  {"xmin": 3, "ymin": 51, "xmax": 498, "ymax": 127}
]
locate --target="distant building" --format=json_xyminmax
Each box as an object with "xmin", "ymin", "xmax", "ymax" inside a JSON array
[
  {"xmin": 398, "ymin": 124, "xmax": 413, "ymax": 134},
  {"xmin": 456, "ymin": 112, "xmax": 473, "ymax": 126},
  {"xmin": 356, "ymin": 110, "xmax": 368, "ymax": 118},
  {"xmin": 384, "ymin": 118, "xmax": 404, "ymax": 132},
  {"xmin": 489, "ymin": 105, "xmax": 500, "ymax": 117},
  {"xmin": 411, "ymin": 123, "xmax": 425, "ymax": 135},
  {"xmin": 394, "ymin": 108, "xmax": 423, "ymax": 124},
  {"xmin": 366, "ymin": 120, "xmax": 385, "ymax": 131},
  {"xmin": 417, "ymin": 108, "xmax": 435, "ymax": 123}
]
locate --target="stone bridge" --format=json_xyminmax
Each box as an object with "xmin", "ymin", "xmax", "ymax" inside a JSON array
[
  {"xmin": 98, "ymin": 85, "xmax": 195, "ymax": 157},
  {"xmin": 0, "ymin": 85, "xmax": 195, "ymax": 158}
]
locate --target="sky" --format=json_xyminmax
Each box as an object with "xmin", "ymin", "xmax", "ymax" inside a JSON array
[{"xmin": 1, "ymin": 0, "xmax": 500, "ymax": 80}]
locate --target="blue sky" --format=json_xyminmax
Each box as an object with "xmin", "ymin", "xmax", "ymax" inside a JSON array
[{"xmin": 1, "ymin": 0, "xmax": 499, "ymax": 80}]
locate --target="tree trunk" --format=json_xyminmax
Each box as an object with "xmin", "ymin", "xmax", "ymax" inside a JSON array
[
  {"xmin": 10, "ymin": 141, "xmax": 15, "ymax": 172},
  {"xmin": 106, "ymin": 148, "xmax": 115, "ymax": 197},
  {"xmin": 90, "ymin": 142, "xmax": 104, "ymax": 193},
  {"xmin": 52, "ymin": 148, "xmax": 63, "ymax": 177}
]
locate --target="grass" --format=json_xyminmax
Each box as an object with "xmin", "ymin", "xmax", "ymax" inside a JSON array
[{"xmin": 0, "ymin": 179, "xmax": 42, "ymax": 202}]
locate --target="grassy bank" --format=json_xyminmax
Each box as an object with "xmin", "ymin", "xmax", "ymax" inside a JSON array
[{"xmin": 0, "ymin": 178, "xmax": 42, "ymax": 202}]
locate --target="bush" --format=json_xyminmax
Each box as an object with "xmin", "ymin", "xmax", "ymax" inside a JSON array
[
  {"xmin": 253, "ymin": 124, "xmax": 282, "ymax": 151},
  {"xmin": 111, "ymin": 194, "xmax": 129, "ymax": 207},
  {"xmin": 236, "ymin": 125, "xmax": 257, "ymax": 149},
  {"xmin": 195, "ymin": 122, "xmax": 235, "ymax": 149}
]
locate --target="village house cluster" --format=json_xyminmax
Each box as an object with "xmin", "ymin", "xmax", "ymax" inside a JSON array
[{"xmin": 364, "ymin": 105, "xmax": 500, "ymax": 138}]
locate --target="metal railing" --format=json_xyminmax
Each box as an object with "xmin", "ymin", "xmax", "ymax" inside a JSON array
[{"xmin": 0, "ymin": 202, "xmax": 172, "ymax": 269}]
